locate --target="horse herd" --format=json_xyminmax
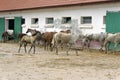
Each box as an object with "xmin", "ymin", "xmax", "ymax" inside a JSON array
[{"xmin": 2, "ymin": 29, "xmax": 120, "ymax": 55}]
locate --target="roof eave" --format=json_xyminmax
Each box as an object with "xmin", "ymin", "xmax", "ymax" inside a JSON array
[{"xmin": 0, "ymin": 0, "xmax": 117, "ymax": 12}]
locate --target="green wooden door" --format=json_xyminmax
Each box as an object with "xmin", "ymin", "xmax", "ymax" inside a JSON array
[
  {"xmin": 106, "ymin": 11, "xmax": 120, "ymax": 33},
  {"xmin": 0, "ymin": 18, "xmax": 5, "ymax": 41},
  {"xmin": 14, "ymin": 17, "xmax": 22, "ymax": 42},
  {"xmin": 106, "ymin": 11, "xmax": 120, "ymax": 51}
]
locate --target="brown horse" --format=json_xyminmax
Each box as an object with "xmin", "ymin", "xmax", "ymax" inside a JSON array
[
  {"xmin": 2, "ymin": 31, "xmax": 14, "ymax": 42},
  {"xmin": 42, "ymin": 31, "xmax": 57, "ymax": 51}
]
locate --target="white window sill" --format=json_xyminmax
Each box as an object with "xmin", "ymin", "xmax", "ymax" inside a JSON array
[
  {"xmin": 30, "ymin": 24, "xmax": 39, "ymax": 28},
  {"xmin": 79, "ymin": 24, "xmax": 93, "ymax": 29},
  {"xmin": 61, "ymin": 24, "xmax": 71, "ymax": 27},
  {"xmin": 101, "ymin": 24, "xmax": 106, "ymax": 29},
  {"xmin": 44, "ymin": 24, "xmax": 54, "ymax": 28},
  {"xmin": 60, "ymin": 24, "xmax": 71, "ymax": 29}
]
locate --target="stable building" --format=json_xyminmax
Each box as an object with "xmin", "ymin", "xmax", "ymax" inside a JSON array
[{"xmin": 0, "ymin": 0, "xmax": 120, "ymax": 41}]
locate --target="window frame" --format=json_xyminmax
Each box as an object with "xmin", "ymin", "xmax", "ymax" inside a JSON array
[
  {"xmin": 62, "ymin": 17, "xmax": 71, "ymax": 24},
  {"xmin": 22, "ymin": 18, "xmax": 25, "ymax": 25},
  {"xmin": 31, "ymin": 18, "xmax": 38, "ymax": 24},
  {"xmin": 81, "ymin": 16, "xmax": 92, "ymax": 24},
  {"xmin": 45, "ymin": 17, "xmax": 54, "ymax": 24}
]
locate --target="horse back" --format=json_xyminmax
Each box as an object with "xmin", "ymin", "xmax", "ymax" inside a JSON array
[{"xmin": 43, "ymin": 32, "xmax": 57, "ymax": 41}]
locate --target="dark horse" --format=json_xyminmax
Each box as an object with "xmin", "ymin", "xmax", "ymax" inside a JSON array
[
  {"xmin": 18, "ymin": 29, "xmax": 42, "ymax": 53},
  {"xmin": 2, "ymin": 30, "xmax": 14, "ymax": 42}
]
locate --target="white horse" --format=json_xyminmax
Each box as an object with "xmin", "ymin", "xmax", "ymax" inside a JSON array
[
  {"xmin": 103, "ymin": 32, "xmax": 120, "ymax": 54},
  {"xmin": 51, "ymin": 31, "xmax": 81, "ymax": 55},
  {"xmin": 82, "ymin": 32, "xmax": 107, "ymax": 50}
]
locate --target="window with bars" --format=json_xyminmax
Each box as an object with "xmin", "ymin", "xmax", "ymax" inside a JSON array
[
  {"xmin": 81, "ymin": 16, "xmax": 92, "ymax": 24},
  {"xmin": 46, "ymin": 17, "xmax": 54, "ymax": 24}
]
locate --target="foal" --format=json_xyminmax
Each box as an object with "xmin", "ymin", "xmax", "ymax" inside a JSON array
[{"xmin": 18, "ymin": 30, "xmax": 41, "ymax": 54}]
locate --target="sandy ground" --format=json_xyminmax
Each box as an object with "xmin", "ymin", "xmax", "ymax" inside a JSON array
[{"xmin": 0, "ymin": 42, "xmax": 120, "ymax": 80}]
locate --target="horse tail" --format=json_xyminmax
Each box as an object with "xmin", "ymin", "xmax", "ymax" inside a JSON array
[{"xmin": 51, "ymin": 35, "xmax": 55, "ymax": 46}]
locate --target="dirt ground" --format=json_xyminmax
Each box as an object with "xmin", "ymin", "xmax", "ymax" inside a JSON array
[{"xmin": 0, "ymin": 43, "xmax": 120, "ymax": 80}]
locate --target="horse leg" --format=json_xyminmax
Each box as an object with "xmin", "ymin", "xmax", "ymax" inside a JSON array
[
  {"xmin": 4, "ymin": 36, "xmax": 7, "ymax": 42},
  {"xmin": 28, "ymin": 44, "xmax": 33, "ymax": 53},
  {"xmin": 60, "ymin": 43, "xmax": 64, "ymax": 50},
  {"xmin": 66, "ymin": 46, "xmax": 70, "ymax": 55},
  {"xmin": 56, "ymin": 46, "xmax": 58, "ymax": 55},
  {"xmin": 44, "ymin": 40, "xmax": 47, "ymax": 50},
  {"xmin": 44, "ymin": 42, "xmax": 47, "ymax": 50},
  {"xmin": 51, "ymin": 44, "xmax": 54, "ymax": 51},
  {"xmin": 106, "ymin": 43, "xmax": 110, "ymax": 54},
  {"xmin": 18, "ymin": 43, "xmax": 23, "ymax": 53},
  {"xmin": 87, "ymin": 40, "xmax": 91, "ymax": 52},
  {"xmin": 54, "ymin": 44, "xmax": 58, "ymax": 55},
  {"xmin": 3, "ymin": 37, "xmax": 5, "ymax": 43},
  {"xmin": 48, "ymin": 40, "xmax": 52, "ymax": 51},
  {"xmin": 6, "ymin": 36, "xmax": 8, "ymax": 42},
  {"xmin": 49, "ymin": 43, "xmax": 53, "ymax": 51},
  {"xmin": 113, "ymin": 43, "xmax": 117, "ymax": 54},
  {"xmin": 81, "ymin": 42, "xmax": 85, "ymax": 51},
  {"xmin": 24, "ymin": 43, "xmax": 27, "ymax": 53},
  {"xmin": 46, "ymin": 42, "xmax": 49, "ymax": 50},
  {"xmin": 99, "ymin": 41, "xmax": 104, "ymax": 51},
  {"xmin": 3, "ymin": 36, "xmax": 6, "ymax": 42},
  {"xmin": 103, "ymin": 41, "xmax": 108, "ymax": 54},
  {"xmin": 75, "ymin": 45, "xmax": 79, "ymax": 56},
  {"xmin": 29, "ymin": 43, "xmax": 35, "ymax": 54},
  {"xmin": 66, "ymin": 44, "xmax": 72, "ymax": 56},
  {"xmin": 81, "ymin": 38, "xmax": 86, "ymax": 51},
  {"xmin": 33, "ymin": 45, "xmax": 35, "ymax": 54}
]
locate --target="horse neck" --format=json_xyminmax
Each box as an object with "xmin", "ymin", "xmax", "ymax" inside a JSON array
[
  {"xmin": 26, "ymin": 29, "xmax": 37, "ymax": 35},
  {"xmin": 32, "ymin": 32, "xmax": 40, "ymax": 40}
]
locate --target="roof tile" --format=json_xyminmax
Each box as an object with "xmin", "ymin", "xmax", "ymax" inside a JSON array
[{"xmin": 0, "ymin": 0, "xmax": 116, "ymax": 11}]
